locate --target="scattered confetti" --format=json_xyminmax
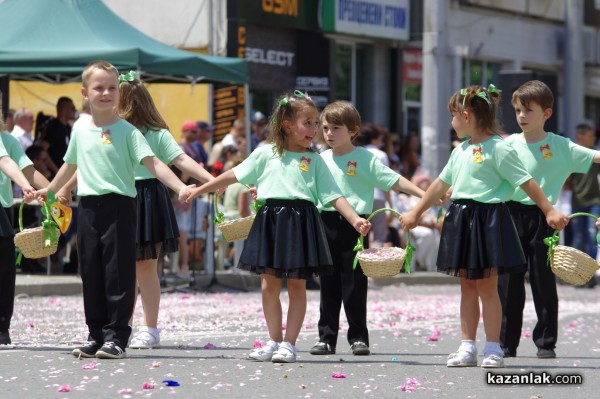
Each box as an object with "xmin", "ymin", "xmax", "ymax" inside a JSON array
[
  {"xmin": 57, "ymin": 384, "xmax": 70, "ymax": 392},
  {"xmin": 163, "ymin": 380, "xmax": 180, "ymax": 387},
  {"xmin": 428, "ymin": 328, "xmax": 440, "ymax": 341},
  {"xmin": 142, "ymin": 382, "xmax": 155, "ymax": 389},
  {"xmin": 331, "ymin": 373, "xmax": 346, "ymax": 379},
  {"xmin": 81, "ymin": 362, "xmax": 98, "ymax": 370},
  {"xmin": 203, "ymin": 343, "xmax": 217, "ymax": 349}
]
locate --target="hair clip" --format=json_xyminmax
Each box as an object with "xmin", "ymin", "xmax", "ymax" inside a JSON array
[{"xmin": 118, "ymin": 70, "xmax": 138, "ymax": 84}]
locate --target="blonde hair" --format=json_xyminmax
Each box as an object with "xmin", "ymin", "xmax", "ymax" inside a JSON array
[
  {"xmin": 118, "ymin": 77, "xmax": 168, "ymax": 132},
  {"xmin": 81, "ymin": 60, "xmax": 119, "ymax": 88},
  {"xmin": 448, "ymin": 85, "xmax": 502, "ymax": 136},
  {"xmin": 268, "ymin": 90, "xmax": 317, "ymax": 157}
]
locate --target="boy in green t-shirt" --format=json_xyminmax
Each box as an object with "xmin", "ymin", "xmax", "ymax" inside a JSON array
[
  {"xmin": 499, "ymin": 80, "xmax": 600, "ymax": 359},
  {"xmin": 36, "ymin": 60, "xmax": 191, "ymax": 360}
]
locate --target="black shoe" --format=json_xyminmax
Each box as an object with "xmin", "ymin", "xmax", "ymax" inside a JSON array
[
  {"xmin": 96, "ymin": 341, "xmax": 126, "ymax": 359},
  {"xmin": 502, "ymin": 346, "xmax": 517, "ymax": 358},
  {"xmin": 72, "ymin": 341, "xmax": 102, "ymax": 358},
  {"xmin": 351, "ymin": 341, "xmax": 370, "ymax": 356},
  {"xmin": 0, "ymin": 330, "xmax": 11, "ymax": 345},
  {"xmin": 309, "ymin": 342, "xmax": 335, "ymax": 355},
  {"xmin": 536, "ymin": 348, "xmax": 556, "ymax": 359}
]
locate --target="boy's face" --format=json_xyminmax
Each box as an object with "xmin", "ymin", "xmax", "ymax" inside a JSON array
[
  {"xmin": 513, "ymin": 100, "xmax": 551, "ymax": 135},
  {"xmin": 321, "ymin": 116, "xmax": 357, "ymax": 153},
  {"xmin": 81, "ymin": 68, "xmax": 119, "ymax": 114}
]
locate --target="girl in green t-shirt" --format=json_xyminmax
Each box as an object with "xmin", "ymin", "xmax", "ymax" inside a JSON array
[
  {"xmin": 185, "ymin": 90, "xmax": 370, "ymax": 364},
  {"xmin": 400, "ymin": 85, "xmax": 567, "ymax": 369}
]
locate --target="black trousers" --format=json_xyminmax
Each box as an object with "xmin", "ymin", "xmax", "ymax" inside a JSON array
[
  {"xmin": 498, "ymin": 202, "xmax": 558, "ymax": 350},
  {"xmin": 77, "ymin": 194, "xmax": 136, "ymax": 347},
  {"xmin": 318, "ymin": 211, "xmax": 369, "ymax": 347},
  {"xmin": 0, "ymin": 207, "xmax": 15, "ymax": 331}
]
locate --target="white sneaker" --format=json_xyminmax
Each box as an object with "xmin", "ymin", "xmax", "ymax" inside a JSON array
[
  {"xmin": 248, "ymin": 340, "xmax": 279, "ymax": 361},
  {"xmin": 271, "ymin": 341, "xmax": 298, "ymax": 363},
  {"xmin": 481, "ymin": 354, "xmax": 504, "ymax": 368},
  {"xmin": 129, "ymin": 326, "xmax": 160, "ymax": 349},
  {"xmin": 447, "ymin": 350, "xmax": 477, "ymax": 367}
]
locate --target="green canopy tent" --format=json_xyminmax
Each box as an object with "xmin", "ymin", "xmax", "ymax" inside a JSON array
[{"xmin": 0, "ymin": 0, "xmax": 247, "ymax": 85}]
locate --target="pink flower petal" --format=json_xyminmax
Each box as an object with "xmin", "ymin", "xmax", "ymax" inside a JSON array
[
  {"xmin": 57, "ymin": 384, "xmax": 71, "ymax": 392},
  {"xmin": 142, "ymin": 382, "xmax": 155, "ymax": 389},
  {"xmin": 253, "ymin": 340, "xmax": 265, "ymax": 348},
  {"xmin": 203, "ymin": 343, "xmax": 217, "ymax": 349},
  {"xmin": 81, "ymin": 362, "xmax": 98, "ymax": 370},
  {"xmin": 331, "ymin": 373, "xmax": 346, "ymax": 378}
]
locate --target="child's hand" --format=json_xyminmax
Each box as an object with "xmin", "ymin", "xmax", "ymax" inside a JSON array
[
  {"xmin": 185, "ymin": 186, "xmax": 202, "ymax": 203},
  {"xmin": 22, "ymin": 185, "xmax": 36, "ymax": 202},
  {"xmin": 178, "ymin": 185, "xmax": 195, "ymax": 203},
  {"xmin": 33, "ymin": 188, "xmax": 49, "ymax": 204},
  {"xmin": 546, "ymin": 209, "xmax": 569, "ymax": 231},
  {"xmin": 399, "ymin": 210, "xmax": 419, "ymax": 231},
  {"xmin": 249, "ymin": 187, "xmax": 258, "ymax": 202},
  {"xmin": 55, "ymin": 187, "xmax": 72, "ymax": 205},
  {"xmin": 216, "ymin": 187, "xmax": 226, "ymax": 196},
  {"xmin": 353, "ymin": 217, "xmax": 370, "ymax": 236}
]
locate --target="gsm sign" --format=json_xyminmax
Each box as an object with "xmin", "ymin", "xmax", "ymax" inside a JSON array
[{"xmin": 262, "ymin": 0, "xmax": 298, "ymax": 17}]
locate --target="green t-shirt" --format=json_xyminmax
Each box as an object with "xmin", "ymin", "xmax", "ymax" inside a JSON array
[
  {"xmin": 134, "ymin": 128, "xmax": 183, "ymax": 180},
  {"xmin": 64, "ymin": 119, "xmax": 155, "ymax": 197},
  {"xmin": 318, "ymin": 146, "xmax": 399, "ymax": 214},
  {"xmin": 0, "ymin": 131, "xmax": 33, "ymax": 207},
  {"xmin": 506, "ymin": 132, "xmax": 595, "ymax": 205},
  {"xmin": 439, "ymin": 135, "xmax": 532, "ymax": 203},
  {"xmin": 232, "ymin": 143, "xmax": 342, "ymax": 206}
]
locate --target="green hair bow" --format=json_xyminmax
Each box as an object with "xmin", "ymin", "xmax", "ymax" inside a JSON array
[
  {"xmin": 461, "ymin": 83, "xmax": 502, "ymax": 107},
  {"xmin": 278, "ymin": 90, "xmax": 311, "ymax": 107},
  {"xmin": 118, "ymin": 70, "xmax": 138, "ymax": 84}
]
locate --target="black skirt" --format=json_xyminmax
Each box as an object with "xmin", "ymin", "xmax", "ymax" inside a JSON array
[
  {"xmin": 437, "ymin": 199, "xmax": 527, "ymax": 279},
  {"xmin": 135, "ymin": 179, "xmax": 179, "ymax": 260},
  {"xmin": 238, "ymin": 199, "xmax": 333, "ymax": 279}
]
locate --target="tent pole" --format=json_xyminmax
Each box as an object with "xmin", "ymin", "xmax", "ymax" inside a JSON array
[{"xmin": 244, "ymin": 83, "xmax": 251, "ymax": 156}]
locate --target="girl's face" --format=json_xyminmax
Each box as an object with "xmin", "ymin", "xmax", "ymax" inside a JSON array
[
  {"xmin": 450, "ymin": 111, "xmax": 471, "ymax": 139},
  {"xmin": 285, "ymin": 107, "xmax": 319, "ymax": 152},
  {"xmin": 81, "ymin": 68, "xmax": 119, "ymax": 114},
  {"xmin": 321, "ymin": 116, "xmax": 356, "ymax": 154}
]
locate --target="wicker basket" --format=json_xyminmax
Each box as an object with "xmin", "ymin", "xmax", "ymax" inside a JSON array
[
  {"xmin": 14, "ymin": 201, "xmax": 60, "ymax": 259},
  {"xmin": 213, "ymin": 193, "xmax": 256, "ymax": 242},
  {"xmin": 544, "ymin": 212, "xmax": 600, "ymax": 286},
  {"xmin": 354, "ymin": 208, "xmax": 414, "ymax": 278}
]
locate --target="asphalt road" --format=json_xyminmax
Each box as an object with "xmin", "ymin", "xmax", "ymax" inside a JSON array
[{"xmin": 1, "ymin": 282, "xmax": 599, "ymax": 398}]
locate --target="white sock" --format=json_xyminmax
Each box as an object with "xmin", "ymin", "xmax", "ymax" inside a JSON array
[
  {"xmin": 458, "ymin": 340, "xmax": 477, "ymax": 354},
  {"xmin": 484, "ymin": 341, "xmax": 502, "ymax": 356}
]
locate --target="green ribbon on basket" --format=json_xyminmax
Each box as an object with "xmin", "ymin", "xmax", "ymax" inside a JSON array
[
  {"xmin": 352, "ymin": 207, "xmax": 414, "ymax": 274},
  {"xmin": 543, "ymin": 212, "xmax": 599, "ymax": 266}
]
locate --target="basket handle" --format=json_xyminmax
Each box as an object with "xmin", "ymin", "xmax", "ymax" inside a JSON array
[
  {"xmin": 352, "ymin": 207, "xmax": 414, "ymax": 274},
  {"xmin": 543, "ymin": 212, "xmax": 599, "ymax": 265},
  {"xmin": 213, "ymin": 184, "xmax": 263, "ymax": 225}
]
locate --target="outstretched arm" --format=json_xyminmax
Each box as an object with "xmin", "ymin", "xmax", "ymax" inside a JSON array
[
  {"xmin": 330, "ymin": 196, "xmax": 370, "ymax": 236},
  {"xmin": 142, "ymin": 156, "xmax": 192, "ymax": 202},
  {"xmin": 520, "ymin": 179, "xmax": 568, "ymax": 230},
  {"xmin": 400, "ymin": 177, "xmax": 449, "ymax": 231},
  {"xmin": 171, "ymin": 153, "xmax": 214, "ymax": 184},
  {"xmin": 22, "ymin": 165, "xmax": 50, "ymax": 189},
  {"xmin": 186, "ymin": 169, "xmax": 238, "ymax": 202},
  {"xmin": 391, "ymin": 175, "xmax": 426, "ymax": 198}
]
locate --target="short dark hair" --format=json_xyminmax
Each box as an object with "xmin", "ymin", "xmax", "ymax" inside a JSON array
[{"xmin": 511, "ymin": 80, "xmax": 554, "ymax": 110}]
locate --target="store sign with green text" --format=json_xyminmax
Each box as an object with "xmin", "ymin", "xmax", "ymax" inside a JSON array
[{"xmin": 321, "ymin": 0, "xmax": 409, "ymax": 41}]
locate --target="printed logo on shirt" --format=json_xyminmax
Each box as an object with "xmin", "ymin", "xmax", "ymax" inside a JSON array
[
  {"xmin": 346, "ymin": 161, "xmax": 357, "ymax": 175},
  {"xmin": 540, "ymin": 144, "xmax": 553, "ymax": 159},
  {"xmin": 472, "ymin": 146, "xmax": 483, "ymax": 163},
  {"xmin": 299, "ymin": 156, "xmax": 311, "ymax": 172},
  {"xmin": 100, "ymin": 129, "xmax": 112, "ymax": 144}
]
